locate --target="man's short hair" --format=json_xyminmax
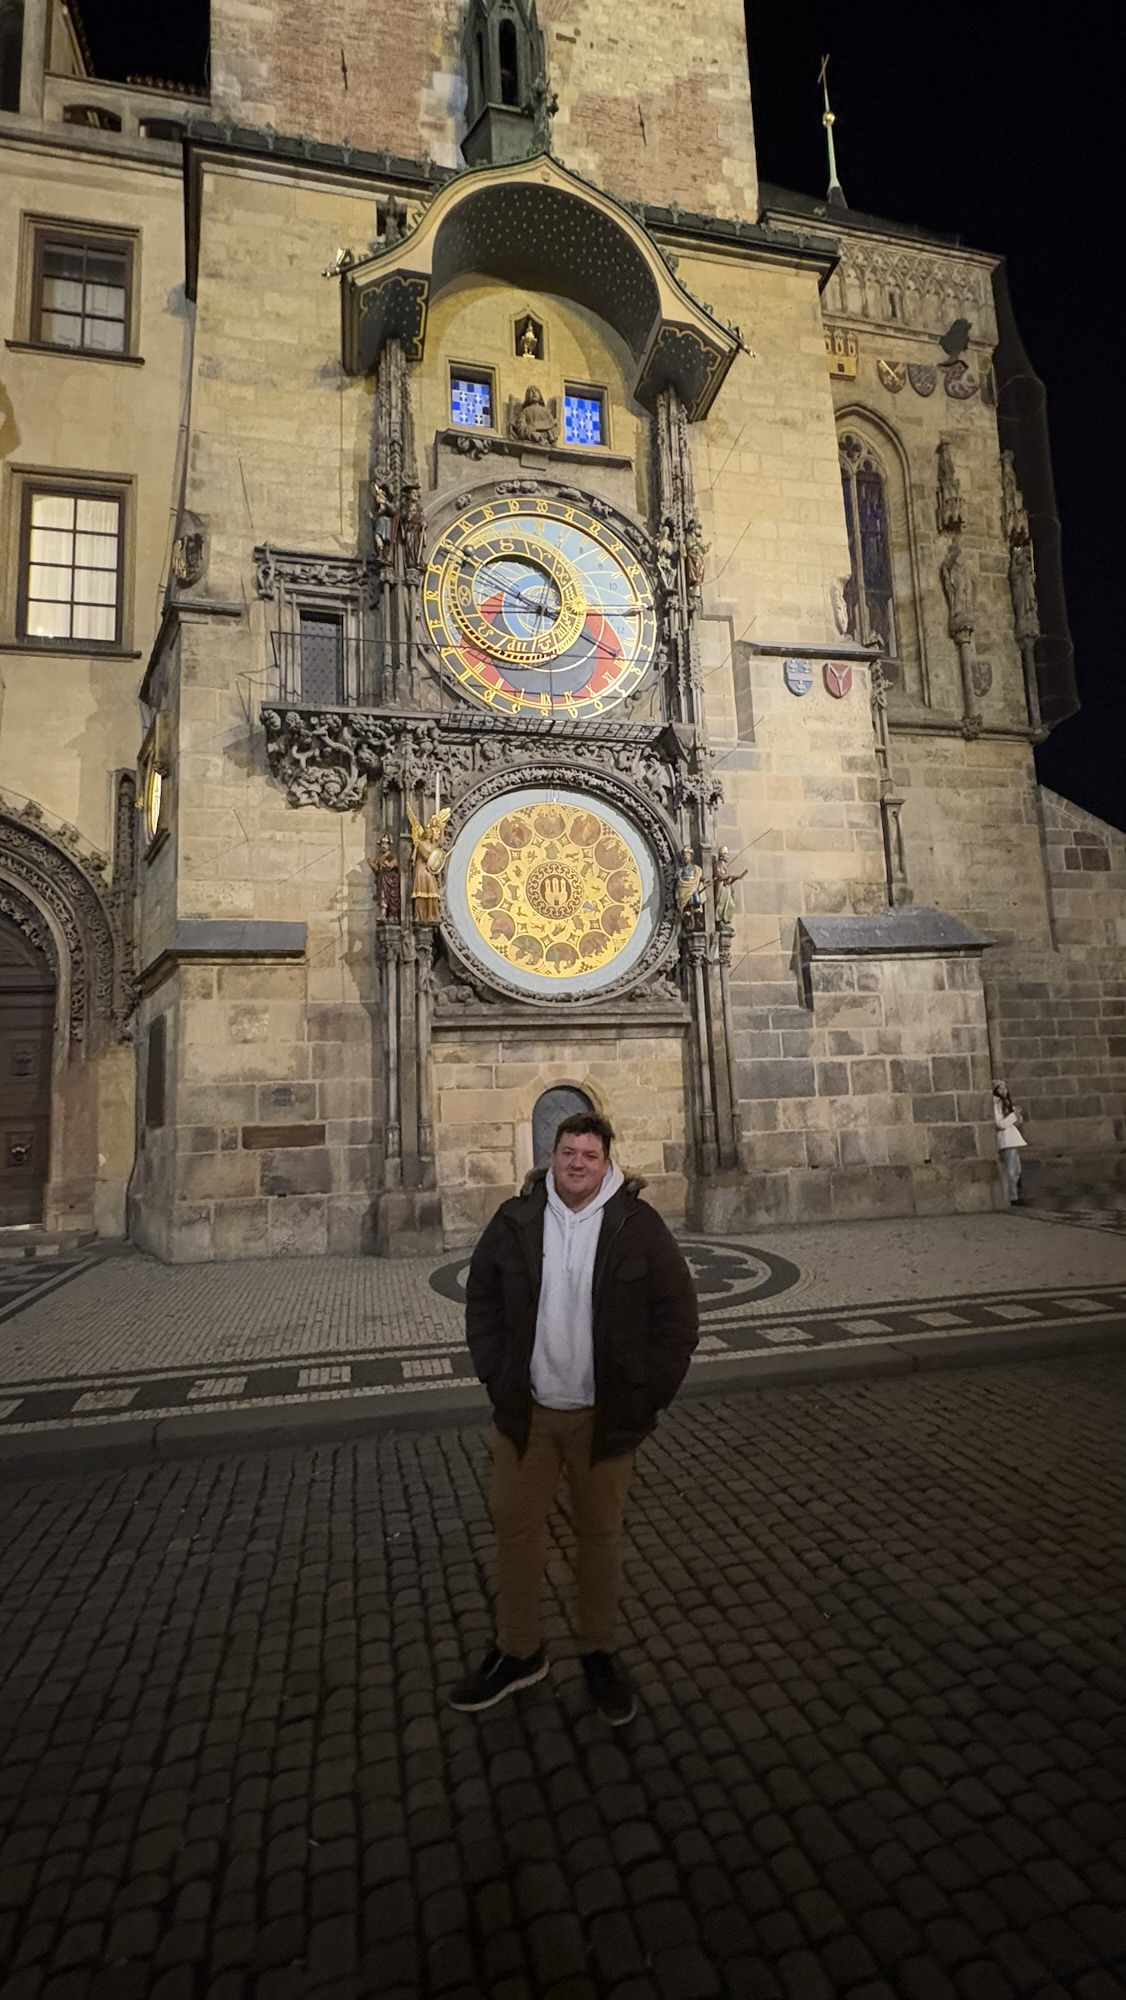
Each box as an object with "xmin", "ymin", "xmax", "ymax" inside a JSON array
[{"xmin": 553, "ymin": 1111, "xmax": 614, "ymax": 1156}]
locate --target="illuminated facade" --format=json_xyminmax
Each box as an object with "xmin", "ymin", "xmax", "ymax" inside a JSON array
[{"xmin": 1, "ymin": 0, "xmax": 1122, "ymax": 1253}]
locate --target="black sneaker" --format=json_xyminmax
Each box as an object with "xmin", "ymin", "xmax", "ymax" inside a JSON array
[
  {"xmin": 447, "ymin": 1645, "xmax": 548, "ymax": 1713},
  {"xmin": 581, "ymin": 1650, "xmax": 637, "ymax": 1726}
]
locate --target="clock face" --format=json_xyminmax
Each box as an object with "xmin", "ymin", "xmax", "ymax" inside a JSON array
[
  {"xmin": 142, "ymin": 762, "xmax": 163, "ymax": 846},
  {"xmin": 423, "ymin": 494, "xmax": 657, "ymax": 718}
]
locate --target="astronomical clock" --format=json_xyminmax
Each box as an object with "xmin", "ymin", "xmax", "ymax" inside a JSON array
[
  {"xmin": 415, "ymin": 482, "xmax": 681, "ymax": 1007},
  {"xmin": 423, "ymin": 493, "xmax": 657, "ymax": 720}
]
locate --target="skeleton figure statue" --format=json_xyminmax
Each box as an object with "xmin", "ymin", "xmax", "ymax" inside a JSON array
[{"xmin": 407, "ymin": 807, "xmax": 451, "ymax": 924}]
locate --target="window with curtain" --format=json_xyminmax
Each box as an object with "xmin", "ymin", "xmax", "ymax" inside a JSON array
[
  {"xmin": 33, "ymin": 231, "xmax": 132, "ymax": 354},
  {"xmin": 19, "ymin": 488, "xmax": 123, "ymax": 645}
]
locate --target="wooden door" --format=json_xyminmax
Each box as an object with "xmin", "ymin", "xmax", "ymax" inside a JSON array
[{"xmin": 0, "ymin": 919, "xmax": 56, "ymax": 1226}]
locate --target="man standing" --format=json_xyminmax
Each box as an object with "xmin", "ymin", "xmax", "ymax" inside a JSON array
[{"xmin": 448, "ymin": 1113, "xmax": 698, "ymax": 1725}]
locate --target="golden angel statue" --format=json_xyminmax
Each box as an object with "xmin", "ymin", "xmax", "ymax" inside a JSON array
[{"xmin": 407, "ymin": 806, "xmax": 451, "ymax": 924}]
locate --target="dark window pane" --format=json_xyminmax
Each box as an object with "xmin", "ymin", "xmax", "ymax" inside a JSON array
[{"xmin": 299, "ymin": 612, "xmax": 344, "ymax": 704}]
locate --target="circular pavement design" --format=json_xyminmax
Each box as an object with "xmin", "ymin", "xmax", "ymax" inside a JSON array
[{"xmin": 428, "ymin": 1236, "xmax": 803, "ymax": 1316}]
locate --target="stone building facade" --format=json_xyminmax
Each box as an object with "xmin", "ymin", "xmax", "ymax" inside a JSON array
[{"xmin": 1, "ymin": 0, "xmax": 1121, "ymax": 1255}]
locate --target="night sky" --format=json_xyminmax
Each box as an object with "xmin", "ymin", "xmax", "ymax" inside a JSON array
[{"xmin": 75, "ymin": 2, "xmax": 1121, "ymax": 831}]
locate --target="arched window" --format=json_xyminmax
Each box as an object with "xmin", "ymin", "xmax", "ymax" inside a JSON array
[
  {"xmin": 498, "ymin": 18, "xmax": 519, "ymax": 104},
  {"xmin": 839, "ymin": 431, "xmax": 896, "ymax": 656},
  {"xmin": 532, "ymin": 1085, "xmax": 593, "ymax": 1165},
  {"xmin": 0, "ymin": 0, "xmax": 24, "ymax": 114}
]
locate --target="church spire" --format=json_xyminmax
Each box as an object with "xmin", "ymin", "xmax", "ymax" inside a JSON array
[{"xmin": 818, "ymin": 54, "xmax": 847, "ymax": 209}]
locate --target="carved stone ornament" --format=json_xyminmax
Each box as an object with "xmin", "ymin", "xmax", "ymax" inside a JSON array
[
  {"xmin": 1001, "ymin": 449, "xmax": 1030, "ymax": 547},
  {"xmin": 935, "ymin": 441, "xmax": 964, "ymax": 536},
  {"xmin": 907, "ymin": 363, "xmax": 937, "ymax": 397},
  {"xmin": 171, "ymin": 513, "xmax": 207, "ymax": 589},
  {"xmin": 943, "ymin": 359, "xmax": 979, "ymax": 400},
  {"xmin": 970, "ymin": 659, "xmax": 993, "ymax": 698},
  {"xmin": 253, "ymin": 545, "xmax": 374, "ymax": 600},
  {"xmin": 508, "ymin": 386, "xmax": 559, "ymax": 446},
  {"xmin": 0, "ymin": 801, "xmax": 133, "ymax": 1043},
  {"xmin": 876, "ymin": 359, "xmax": 906, "ymax": 393},
  {"xmin": 259, "ymin": 706, "xmax": 715, "ymax": 823}
]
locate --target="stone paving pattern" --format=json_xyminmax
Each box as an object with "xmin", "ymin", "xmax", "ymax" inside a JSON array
[
  {"xmin": 2, "ymin": 1214, "xmax": 1124, "ymax": 1389},
  {"xmin": 0, "ymin": 1356, "xmax": 1123, "ymax": 1999}
]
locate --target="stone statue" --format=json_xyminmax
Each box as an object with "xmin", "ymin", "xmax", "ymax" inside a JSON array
[
  {"xmin": 1009, "ymin": 542, "xmax": 1039, "ymax": 642},
  {"xmin": 1001, "ymin": 449, "xmax": 1030, "ymax": 546},
  {"xmin": 712, "ymin": 847, "xmax": 747, "ymax": 929},
  {"xmin": 397, "ymin": 485, "xmax": 426, "ymax": 572},
  {"xmin": 831, "ymin": 579, "xmax": 849, "ymax": 636},
  {"xmin": 529, "ymin": 73, "xmax": 559, "ymax": 153},
  {"xmin": 369, "ymin": 835, "xmax": 401, "ymax": 922},
  {"xmin": 407, "ymin": 807, "xmax": 451, "ymax": 925},
  {"xmin": 935, "ymin": 440, "xmax": 963, "ymax": 535},
  {"xmin": 940, "ymin": 537, "xmax": 974, "ymax": 637},
  {"xmin": 518, "ymin": 316, "xmax": 539, "ymax": 359},
  {"xmin": 655, "ymin": 516, "xmax": 679, "ymax": 599},
  {"xmin": 684, "ymin": 516, "xmax": 708, "ymax": 597},
  {"xmin": 676, "ymin": 846, "xmax": 706, "ymax": 932},
  {"xmin": 509, "ymin": 384, "xmax": 559, "ymax": 446},
  {"xmin": 370, "ymin": 478, "xmax": 395, "ymax": 561}
]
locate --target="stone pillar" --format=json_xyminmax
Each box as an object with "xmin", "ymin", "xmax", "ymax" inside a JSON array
[{"xmin": 18, "ymin": 0, "xmax": 47, "ymax": 117}]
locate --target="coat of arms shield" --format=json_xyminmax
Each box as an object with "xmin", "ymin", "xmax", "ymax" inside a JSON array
[
  {"xmin": 823, "ymin": 660, "xmax": 853, "ymax": 699},
  {"xmin": 783, "ymin": 657, "xmax": 814, "ymax": 696},
  {"xmin": 907, "ymin": 363, "xmax": 938, "ymax": 396}
]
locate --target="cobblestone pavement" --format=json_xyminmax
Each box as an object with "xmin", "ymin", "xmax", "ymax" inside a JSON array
[
  {"xmin": 1, "ymin": 1214, "xmax": 1123, "ymax": 1442},
  {"xmin": 0, "ymin": 1356, "xmax": 1122, "ymax": 2000}
]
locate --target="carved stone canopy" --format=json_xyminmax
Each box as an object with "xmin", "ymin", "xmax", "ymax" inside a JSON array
[
  {"xmin": 0, "ymin": 804, "xmax": 133, "ymax": 1044},
  {"xmin": 341, "ymin": 154, "xmax": 739, "ymax": 422}
]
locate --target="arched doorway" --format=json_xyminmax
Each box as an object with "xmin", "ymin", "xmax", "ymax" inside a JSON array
[
  {"xmin": 532, "ymin": 1085, "xmax": 594, "ymax": 1166},
  {"xmin": 0, "ymin": 916, "xmax": 56, "ymax": 1224}
]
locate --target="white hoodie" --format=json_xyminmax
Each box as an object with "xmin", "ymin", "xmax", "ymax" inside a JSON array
[{"xmin": 531, "ymin": 1161, "xmax": 625, "ymax": 1410}]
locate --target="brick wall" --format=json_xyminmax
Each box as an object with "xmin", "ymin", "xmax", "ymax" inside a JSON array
[{"xmin": 209, "ymin": 0, "xmax": 758, "ymax": 216}]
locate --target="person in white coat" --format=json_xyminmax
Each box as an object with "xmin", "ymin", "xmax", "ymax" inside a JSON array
[{"xmin": 993, "ymin": 1080, "xmax": 1028, "ymax": 1204}]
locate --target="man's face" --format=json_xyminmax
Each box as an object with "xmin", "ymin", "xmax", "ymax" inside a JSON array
[{"xmin": 551, "ymin": 1131, "xmax": 608, "ymax": 1207}]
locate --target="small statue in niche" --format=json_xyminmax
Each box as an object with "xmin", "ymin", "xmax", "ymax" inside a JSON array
[
  {"xmin": 940, "ymin": 536, "xmax": 974, "ymax": 637},
  {"xmin": 1009, "ymin": 542, "xmax": 1039, "ymax": 642},
  {"xmin": 711, "ymin": 846, "xmax": 747, "ymax": 930},
  {"xmin": 676, "ymin": 845, "xmax": 706, "ymax": 932},
  {"xmin": 518, "ymin": 315, "xmax": 541, "ymax": 360},
  {"xmin": 370, "ymin": 478, "xmax": 395, "ymax": 563},
  {"xmin": 397, "ymin": 484, "xmax": 426, "ymax": 572},
  {"xmin": 1001, "ymin": 449, "xmax": 1030, "ymax": 546},
  {"xmin": 509, "ymin": 384, "xmax": 559, "ymax": 446},
  {"xmin": 655, "ymin": 516, "xmax": 679, "ymax": 599},
  {"xmin": 684, "ymin": 516, "xmax": 708, "ymax": 600},
  {"xmin": 935, "ymin": 440, "xmax": 963, "ymax": 535},
  {"xmin": 407, "ymin": 806, "xmax": 451, "ymax": 924},
  {"xmin": 369, "ymin": 835, "xmax": 402, "ymax": 923}
]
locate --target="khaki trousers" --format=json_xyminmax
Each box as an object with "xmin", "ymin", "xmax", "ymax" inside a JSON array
[{"xmin": 487, "ymin": 1403, "xmax": 635, "ymax": 1658}]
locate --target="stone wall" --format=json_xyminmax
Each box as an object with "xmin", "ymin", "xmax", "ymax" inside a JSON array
[
  {"xmin": 982, "ymin": 791, "xmax": 1126, "ymax": 1169},
  {"xmin": 715, "ymin": 942, "xmax": 996, "ymax": 1228},
  {"xmin": 132, "ymin": 956, "xmax": 377, "ymax": 1262},
  {"xmin": 209, "ymin": 0, "xmax": 758, "ymax": 217},
  {"xmin": 432, "ymin": 1020, "xmax": 689, "ymax": 1243}
]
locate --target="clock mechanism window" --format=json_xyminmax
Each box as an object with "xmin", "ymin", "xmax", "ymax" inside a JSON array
[
  {"xmin": 450, "ymin": 369, "xmax": 495, "ymax": 430},
  {"xmin": 563, "ymin": 388, "xmax": 606, "ymax": 448}
]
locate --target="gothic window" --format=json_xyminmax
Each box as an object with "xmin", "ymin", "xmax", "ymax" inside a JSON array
[
  {"xmin": 498, "ymin": 18, "xmax": 519, "ymax": 104},
  {"xmin": 839, "ymin": 431, "xmax": 897, "ymax": 655},
  {"xmin": 837, "ymin": 423, "xmax": 925, "ymax": 697},
  {"xmin": 450, "ymin": 366, "xmax": 495, "ymax": 430}
]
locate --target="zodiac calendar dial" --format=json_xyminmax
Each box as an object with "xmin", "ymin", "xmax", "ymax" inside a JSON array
[{"xmin": 423, "ymin": 495, "xmax": 657, "ymax": 718}]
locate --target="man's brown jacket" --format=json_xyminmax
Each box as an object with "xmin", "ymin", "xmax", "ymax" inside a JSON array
[{"xmin": 465, "ymin": 1167, "xmax": 699, "ymax": 1463}]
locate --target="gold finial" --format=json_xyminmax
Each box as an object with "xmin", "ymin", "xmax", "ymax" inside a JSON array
[{"xmin": 818, "ymin": 54, "xmax": 847, "ymax": 209}]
